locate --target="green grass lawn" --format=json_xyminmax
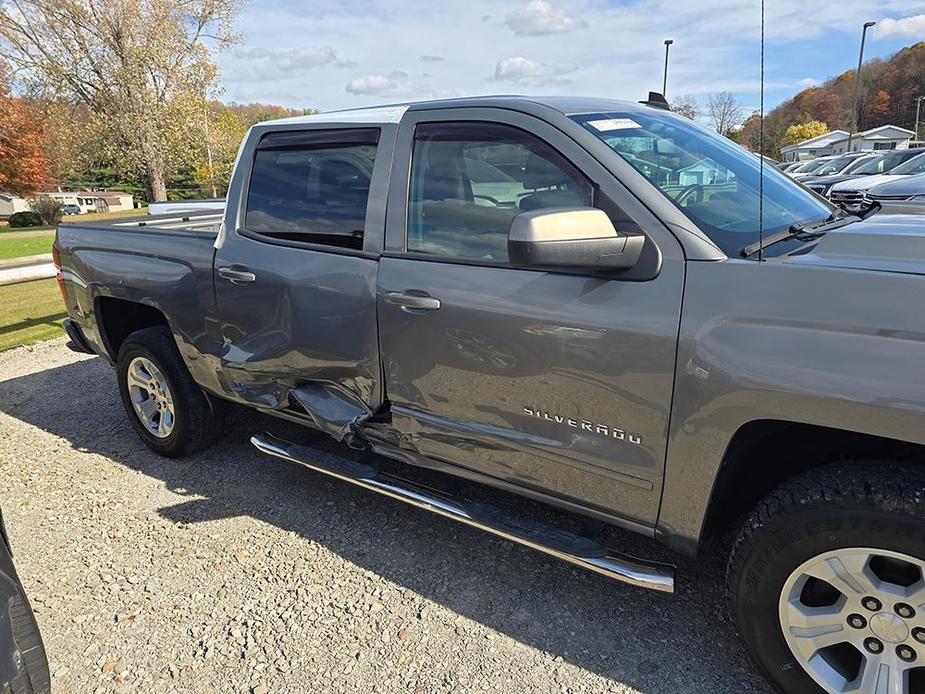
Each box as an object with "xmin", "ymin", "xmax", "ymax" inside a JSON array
[
  {"xmin": 0, "ymin": 278, "xmax": 67, "ymax": 351},
  {"xmin": 0, "ymin": 234, "xmax": 54, "ymax": 260},
  {"xmin": 0, "ymin": 224, "xmax": 54, "ymax": 233}
]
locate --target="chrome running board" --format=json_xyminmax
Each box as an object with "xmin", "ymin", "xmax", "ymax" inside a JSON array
[{"xmin": 251, "ymin": 432, "xmax": 675, "ymax": 593}]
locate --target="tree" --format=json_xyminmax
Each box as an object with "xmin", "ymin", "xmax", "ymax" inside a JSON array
[
  {"xmin": 782, "ymin": 120, "xmax": 828, "ymax": 146},
  {"xmin": 28, "ymin": 195, "xmax": 61, "ymax": 225},
  {"xmin": 707, "ymin": 92, "xmax": 745, "ymax": 137},
  {"xmin": 0, "ymin": 0, "xmax": 241, "ymax": 201},
  {"xmin": 670, "ymin": 94, "xmax": 698, "ymax": 120},
  {"xmin": 0, "ymin": 67, "xmax": 50, "ymax": 195},
  {"xmin": 863, "ymin": 90, "xmax": 891, "ymax": 127}
]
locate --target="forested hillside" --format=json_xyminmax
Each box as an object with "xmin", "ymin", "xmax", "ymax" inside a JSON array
[{"xmin": 735, "ymin": 42, "xmax": 924, "ymax": 157}]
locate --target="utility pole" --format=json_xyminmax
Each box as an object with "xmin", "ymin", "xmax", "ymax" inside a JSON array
[
  {"xmin": 662, "ymin": 40, "xmax": 673, "ymax": 97},
  {"xmin": 916, "ymin": 96, "xmax": 924, "ymax": 143},
  {"xmin": 846, "ymin": 21, "xmax": 876, "ymax": 154}
]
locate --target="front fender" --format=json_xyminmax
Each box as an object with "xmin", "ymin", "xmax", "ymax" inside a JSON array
[{"xmin": 658, "ymin": 259, "xmax": 925, "ymax": 551}]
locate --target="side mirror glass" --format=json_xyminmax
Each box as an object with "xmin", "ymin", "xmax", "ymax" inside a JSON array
[{"xmin": 508, "ymin": 207, "xmax": 644, "ymax": 272}]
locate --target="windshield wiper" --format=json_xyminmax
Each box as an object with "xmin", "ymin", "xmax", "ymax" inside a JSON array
[{"xmin": 740, "ymin": 215, "xmax": 859, "ymax": 258}]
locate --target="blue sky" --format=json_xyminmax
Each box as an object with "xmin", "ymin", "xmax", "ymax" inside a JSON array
[{"xmin": 217, "ymin": 1, "xmax": 925, "ymax": 119}]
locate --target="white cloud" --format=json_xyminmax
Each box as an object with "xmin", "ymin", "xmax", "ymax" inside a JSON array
[
  {"xmin": 505, "ymin": 0, "xmax": 586, "ymax": 36},
  {"xmin": 228, "ymin": 46, "xmax": 346, "ymax": 82},
  {"xmin": 345, "ymin": 71, "xmax": 436, "ymax": 98},
  {"xmin": 419, "ymin": 55, "xmax": 445, "ymax": 63},
  {"xmin": 875, "ymin": 14, "xmax": 925, "ymax": 38},
  {"xmin": 489, "ymin": 56, "xmax": 576, "ymax": 87}
]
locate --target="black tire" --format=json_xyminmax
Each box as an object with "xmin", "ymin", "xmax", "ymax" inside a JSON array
[
  {"xmin": 727, "ymin": 462, "xmax": 925, "ymax": 693},
  {"xmin": 116, "ymin": 326, "xmax": 219, "ymax": 457}
]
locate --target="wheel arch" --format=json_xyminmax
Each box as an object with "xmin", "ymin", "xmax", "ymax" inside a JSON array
[
  {"xmin": 95, "ymin": 296, "xmax": 170, "ymax": 361},
  {"xmin": 700, "ymin": 419, "xmax": 925, "ymax": 543}
]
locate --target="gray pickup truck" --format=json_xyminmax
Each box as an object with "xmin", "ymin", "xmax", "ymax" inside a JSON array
[{"xmin": 54, "ymin": 96, "xmax": 925, "ymax": 694}]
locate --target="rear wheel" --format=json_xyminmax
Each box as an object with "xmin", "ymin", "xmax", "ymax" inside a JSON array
[
  {"xmin": 728, "ymin": 462, "xmax": 925, "ymax": 694},
  {"xmin": 116, "ymin": 326, "xmax": 219, "ymax": 457}
]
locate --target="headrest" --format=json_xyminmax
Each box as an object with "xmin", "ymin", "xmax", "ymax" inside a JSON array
[{"xmin": 522, "ymin": 153, "xmax": 570, "ymax": 190}]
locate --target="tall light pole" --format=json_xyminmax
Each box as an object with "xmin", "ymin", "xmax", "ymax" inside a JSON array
[
  {"xmin": 915, "ymin": 96, "xmax": 924, "ymax": 143},
  {"xmin": 846, "ymin": 21, "xmax": 876, "ymax": 153},
  {"xmin": 662, "ymin": 39, "xmax": 673, "ymax": 97}
]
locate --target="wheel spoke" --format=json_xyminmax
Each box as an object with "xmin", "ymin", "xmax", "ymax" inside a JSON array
[
  {"xmin": 806, "ymin": 553, "xmax": 877, "ymax": 598},
  {"xmin": 127, "ymin": 367, "xmax": 151, "ymax": 391},
  {"xmin": 137, "ymin": 397, "xmax": 158, "ymax": 423},
  {"xmin": 853, "ymin": 659, "xmax": 907, "ymax": 694},
  {"xmin": 784, "ymin": 601, "xmax": 850, "ymax": 656}
]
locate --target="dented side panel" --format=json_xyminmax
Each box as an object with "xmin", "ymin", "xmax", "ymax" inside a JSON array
[{"xmin": 212, "ymin": 247, "xmax": 383, "ymax": 414}]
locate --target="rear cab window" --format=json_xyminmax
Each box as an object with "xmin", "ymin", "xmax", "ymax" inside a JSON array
[{"xmin": 244, "ymin": 128, "xmax": 379, "ymax": 251}]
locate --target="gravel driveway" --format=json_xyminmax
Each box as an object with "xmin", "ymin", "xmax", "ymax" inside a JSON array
[{"xmin": 0, "ymin": 338, "xmax": 771, "ymax": 693}]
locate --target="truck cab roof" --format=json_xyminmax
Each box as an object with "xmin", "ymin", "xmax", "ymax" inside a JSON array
[{"xmin": 260, "ymin": 95, "xmax": 659, "ymax": 128}]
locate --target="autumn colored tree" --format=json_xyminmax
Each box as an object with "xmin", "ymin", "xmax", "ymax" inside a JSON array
[
  {"xmin": 863, "ymin": 90, "xmax": 891, "ymax": 130},
  {"xmin": 0, "ymin": 0, "xmax": 242, "ymax": 202},
  {"xmin": 782, "ymin": 120, "xmax": 828, "ymax": 146},
  {"xmin": 0, "ymin": 70, "xmax": 50, "ymax": 195}
]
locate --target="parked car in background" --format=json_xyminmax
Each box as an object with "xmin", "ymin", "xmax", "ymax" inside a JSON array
[
  {"xmin": 863, "ymin": 171, "xmax": 925, "ymax": 209},
  {"xmin": 805, "ymin": 149, "xmax": 925, "ymax": 199},
  {"xmin": 800, "ymin": 153, "xmax": 880, "ymax": 197},
  {"xmin": 788, "ymin": 155, "xmax": 838, "ymax": 179},
  {"xmin": 804, "ymin": 151, "xmax": 870, "ymax": 177},
  {"xmin": 830, "ymin": 150, "xmax": 925, "ymax": 212},
  {"xmin": 61, "ymin": 204, "xmax": 82, "ymax": 216},
  {"xmin": 0, "ymin": 510, "xmax": 50, "ymax": 693},
  {"xmin": 779, "ymin": 161, "xmax": 802, "ymax": 172}
]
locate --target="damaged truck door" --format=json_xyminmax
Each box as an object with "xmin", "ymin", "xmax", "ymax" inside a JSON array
[{"xmin": 212, "ymin": 126, "xmax": 393, "ymax": 441}]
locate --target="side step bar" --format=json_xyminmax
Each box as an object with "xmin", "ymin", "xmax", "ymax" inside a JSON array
[{"xmin": 250, "ymin": 432, "xmax": 675, "ymax": 593}]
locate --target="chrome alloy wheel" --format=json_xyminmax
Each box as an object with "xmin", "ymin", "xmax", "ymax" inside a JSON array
[
  {"xmin": 780, "ymin": 548, "xmax": 925, "ymax": 693},
  {"xmin": 126, "ymin": 356, "xmax": 175, "ymax": 438}
]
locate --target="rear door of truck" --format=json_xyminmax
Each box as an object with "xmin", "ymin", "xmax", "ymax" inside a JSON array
[{"xmin": 212, "ymin": 118, "xmax": 398, "ymax": 436}]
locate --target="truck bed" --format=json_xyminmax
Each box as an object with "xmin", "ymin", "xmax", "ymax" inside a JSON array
[{"xmin": 60, "ymin": 210, "xmax": 223, "ymax": 236}]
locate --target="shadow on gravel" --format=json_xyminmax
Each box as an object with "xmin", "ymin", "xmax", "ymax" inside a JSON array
[{"xmin": 0, "ymin": 356, "xmax": 769, "ymax": 693}]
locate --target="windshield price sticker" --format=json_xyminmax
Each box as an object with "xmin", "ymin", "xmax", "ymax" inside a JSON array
[{"xmin": 588, "ymin": 118, "xmax": 642, "ymax": 132}]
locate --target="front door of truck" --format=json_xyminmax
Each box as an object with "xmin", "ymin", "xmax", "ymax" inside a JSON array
[
  {"xmin": 213, "ymin": 125, "xmax": 393, "ymax": 435},
  {"xmin": 377, "ymin": 109, "xmax": 685, "ymax": 527}
]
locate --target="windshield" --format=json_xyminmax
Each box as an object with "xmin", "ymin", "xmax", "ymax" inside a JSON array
[
  {"xmin": 842, "ymin": 156, "xmax": 876, "ymax": 174},
  {"xmin": 794, "ymin": 159, "xmax": 830, "ymax": 173},
  {"xmin": 814, "ymin": 155, "xmax": 859, "ymax": 175},
  {"xmin": 889, "ymin": 152, "xmax": 925, "ymax": 175},
  {"xmin": 854, "ymin": 150, "xmax": 917, "ymax": 174},
  {"xmin": 572, "ymin": 110, "xmax": 834, "ymax": 258}
]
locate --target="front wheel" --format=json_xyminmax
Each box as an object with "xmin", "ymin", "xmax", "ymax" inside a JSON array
[
  {"xmin": 116, "ymin": 326, "xmax": 219, "ymax": 457},
  {"xmin": 728, "ymin": 462, "xmax": 925, "ymax": 694}
]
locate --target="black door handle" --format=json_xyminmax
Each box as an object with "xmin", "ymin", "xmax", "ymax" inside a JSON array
[
  {"xmin": 384, "ymin": 291, "xmax": 441, "ymax": 312},
  {"xmin": 218, "ymin": 266, "xmax": 256, "ymax": 284}
]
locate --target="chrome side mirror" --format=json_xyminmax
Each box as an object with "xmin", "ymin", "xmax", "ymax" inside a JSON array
[{"xmin": 508, "ymin": 207, "xmax": 644, "ymax": 271}]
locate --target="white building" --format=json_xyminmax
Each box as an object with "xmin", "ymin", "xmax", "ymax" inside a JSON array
[
  {"xmin": 780, "ymin": 125, "xmax": 916, "ymax": 162},
  {"xmin": 0, "ymin": 193, "xmax": 31, "ymax": 218},
  {"xmin": 1, "ymin": 190, "xmax": 135, "ymax": 219},
  {"xmin": 45, "ymin": 191, "xmax": 134, "ymax": 214}
]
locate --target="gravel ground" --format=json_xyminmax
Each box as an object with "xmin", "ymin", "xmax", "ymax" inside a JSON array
[{"xmin": 0, "ymin": 338, "xmax": 771, "ymax": 694}]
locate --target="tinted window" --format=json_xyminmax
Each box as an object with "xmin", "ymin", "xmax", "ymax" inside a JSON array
[
  {"xmin": 407, "ymin": 122, "xmax": 593, "ymax": 261},
  {"xmin": 889, "ymin": 152, "xmax": 925, "ymax": 175},
  {"xmin": 245, "ymin": 129, "xmax": 378, "ymax": 250},
  {"xmin": 573, "ymin": 111, "xmax": 834, "ymax": 257}
]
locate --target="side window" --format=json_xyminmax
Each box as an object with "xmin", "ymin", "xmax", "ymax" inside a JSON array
[
  {"xmin": 407, "ymin": 122, "xmax": 593, "ymax": 261},
  {"xmin": 245, "ymin": 128, "xmax": 379, "ymax": 250}
]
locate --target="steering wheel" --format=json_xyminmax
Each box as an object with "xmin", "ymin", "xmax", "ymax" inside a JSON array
[
  {"xmin": 676, "ymin": 184, "xmax": 704, "ymax": 206},
  {"xmin": 473, "ymin": 194, "xmax": 501, "ymax": 206}
]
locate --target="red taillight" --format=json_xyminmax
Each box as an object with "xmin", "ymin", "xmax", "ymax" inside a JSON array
[{"xmin": 52, "ymin": 243, "xmax": 67, "ymax": 301}]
